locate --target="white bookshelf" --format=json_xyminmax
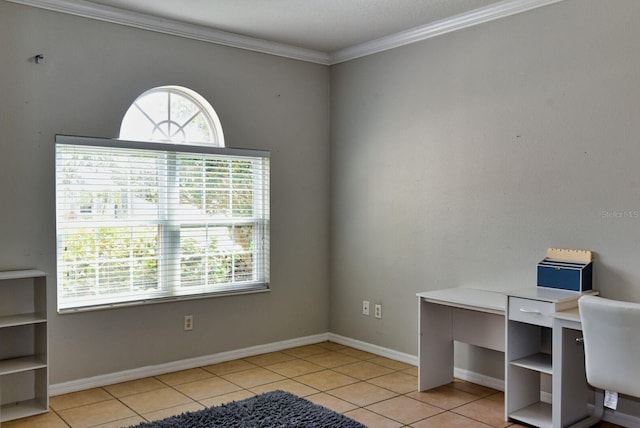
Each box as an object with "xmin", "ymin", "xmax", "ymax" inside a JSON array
[{"xmin": 0, "ymin": 270, "xmax": 48, "ymax": 422}]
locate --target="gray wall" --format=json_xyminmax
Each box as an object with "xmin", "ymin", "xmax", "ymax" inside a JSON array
[
  {"xmin": 330, "ymin": 0, "xmax": 640, "ymax": 381},
  {"xmin": 0, "ymin": 2, "xmax": 330, "ymax": 384}
]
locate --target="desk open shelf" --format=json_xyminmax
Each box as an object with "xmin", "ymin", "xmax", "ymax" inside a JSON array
[
  {"xmin": 506, "ymin": 313, "xmax": 553, "ymax": 428},
  {"xmin": 510, "ymin": 352, "xmax": 552, "ymax": 375},
  {"xmin": 509, "ymin": 402, "xmax": 553, "ymax": 428}
]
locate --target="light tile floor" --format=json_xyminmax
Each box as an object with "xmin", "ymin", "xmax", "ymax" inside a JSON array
[{"xmin": 4, "ymin": 342, "xmax": 622, "ymax": 428}]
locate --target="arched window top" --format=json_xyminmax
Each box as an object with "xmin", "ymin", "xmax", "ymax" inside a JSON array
[{"xmin": 120, "ymin": 86, "xmax": 224, "ymax": 147}]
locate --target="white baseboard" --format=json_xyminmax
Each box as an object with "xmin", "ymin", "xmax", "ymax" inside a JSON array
[
  {"xmin": 52, "ymin": 333, "xmax": 501, "ymax": 399},
  {"xmin": 327, "ymin": 333, "xmax": 505, "ymax": 392},
  {"xmin": 50, "ymin": 333, "xmax": 330, "ymax": 395},
  {"xmin": 47, "ymin": 333, "xmax": 640, "ymax": 425},
  {"xmin": 453, "ymin": 367, "xmax": 504, "ymax": 392},
  {"xmin": 592, "ymin": 404, "xmax": 640, "ymax": 427},
  {"xmin": 326, "ymin": 333, "xmax": 418, "ymax": 366}
]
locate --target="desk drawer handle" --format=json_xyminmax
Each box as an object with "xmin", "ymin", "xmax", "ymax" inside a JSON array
[{"xmin": 519, "ymin": 308, "xmax": 542, "ymax": 315}]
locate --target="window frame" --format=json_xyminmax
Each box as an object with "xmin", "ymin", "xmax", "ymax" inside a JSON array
[
  {"xmin": 120, "ymin": 85, "xmax": 225, "ymax": 147},
  {"xmin": 55, "ymin": 134, "xmax": 270, "ymax": 313}
]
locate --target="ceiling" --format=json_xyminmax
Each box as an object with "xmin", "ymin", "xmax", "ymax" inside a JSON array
[
  {"xmin": 9, "ymin": 0, "xmax": 562, "ymax": 64},
  {"xmin": 83, "ymin": 0, "xmax": 504, "ymax": 53}
]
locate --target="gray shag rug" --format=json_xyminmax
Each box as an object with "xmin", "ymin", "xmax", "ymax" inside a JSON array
[{"xmin": 131, "ymin": 390, "xmax": 367, "ymax": 428}]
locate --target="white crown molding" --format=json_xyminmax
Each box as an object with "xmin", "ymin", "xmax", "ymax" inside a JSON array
[
  {"xmin": 7, "ymin": 0, "xmax": 565, "ymax": 66},
  {"xmin": 5, "ymin": 0, "xmax": 332, "ymax": 65},
  {"xmin": 330, "ymin": 0, "xmax": 566, "ymax": 64}
]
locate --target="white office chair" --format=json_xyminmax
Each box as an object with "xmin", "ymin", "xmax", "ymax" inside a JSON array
[{"xmin": 578, "ymin": 295, "xmax": 640, "ymax": 422}]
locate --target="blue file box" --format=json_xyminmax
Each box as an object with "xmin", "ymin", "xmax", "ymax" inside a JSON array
[{"xmin": 537, "ymin": 258, "xmax": 593, "ymax": 292}]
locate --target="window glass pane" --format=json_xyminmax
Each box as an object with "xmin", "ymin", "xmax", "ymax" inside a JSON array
[
  {"xmin": 175, "ymin": 157, "xmax": 257, "ymax": 219},
  {"xmin": 230, "ymin": 160, "xmax": 255, "ymax": 218},
  {"xmin": 178, "ymin": 156, "xmax": 254, "ymax": 218},
  {"xmin": 119, "ymin": 107, "xmax": 151, "ymax": 142},
  {"xmin": 179, "ymin": 226, "xmax": 228, "ymax": 286},
  {"xmin": 59, "ymin": 226, "xmax": 159, "ymax": 299},
  {"xmin": 170, "ymin": 92, "xmax": 199, "ymax": 124},
  {"xmin": 229, "ymin": 225, "xmax": 255, "ymax": 282},
  {"xmin": 135, "ymin": 91, "xmax": 169, "ymax": 125},
  {"xmin": 179, "ymin": 225, "xmax": 255, "ymax": 286},
  {"xmin": 204, "ymin": 159, "xmax": 232, "ymax": 216},
  {"xmin": 183, "ymin": 113, "xmax": 213, "ymax": 143},
  {"xmin": 120, "ymin": 86, "xmax": 222, "ymax": 146},
  {"xmin": 57, "ymin": 148, "xmax": 160, "ymax": 221}
]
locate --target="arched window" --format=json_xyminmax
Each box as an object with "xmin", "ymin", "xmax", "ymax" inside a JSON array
[
  {"xmin": 119, "ymin": 86, "xmax": 224, "ymax": 146},
  {"xmin": 55, "ymin": 87, "xmax": 269, "ymax": 312}
]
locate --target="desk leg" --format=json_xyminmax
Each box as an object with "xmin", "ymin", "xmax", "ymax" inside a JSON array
[{"xmin": 418, "ymin": 299, "xmax": 453, "ymax": 391}]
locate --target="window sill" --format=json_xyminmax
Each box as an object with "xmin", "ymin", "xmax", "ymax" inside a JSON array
[{"xmin": 57, "ymin": 287, "xmax": 270, "ymax": 314}]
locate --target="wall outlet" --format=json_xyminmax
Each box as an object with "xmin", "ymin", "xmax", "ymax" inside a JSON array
[
  {"xmin": 374, "ymin": 304, "xmax": 382, "ymax": 319},
  {"xmin": 184, "ymin": 315, "xmax": 193, "ymax": 331},
  {"xmin": 362, "ymin": 300, "xmax": 370, "ymax": 316}
]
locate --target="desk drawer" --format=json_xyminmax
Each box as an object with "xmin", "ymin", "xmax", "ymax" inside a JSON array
[{"xmin": 508, "ymin": 297, "xmax": 554, "ymax": 327}]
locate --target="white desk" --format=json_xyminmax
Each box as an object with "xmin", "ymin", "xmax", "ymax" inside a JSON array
[
  {"xmin": 417, "ymin": 288, "xmax": 506, "ymax": 391},
  {"xmin": 418, "ymin": 288, "xmax": 601, "ymax": 428}
]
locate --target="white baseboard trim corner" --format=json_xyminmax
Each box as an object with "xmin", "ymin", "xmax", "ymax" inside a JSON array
[
  {"xmin": 327, "ymin": 333, "xmax": 418, "ymax": 366},
  {"xmin": 52, "ymin": 332, "xmax": 504, "ymax": 398},
  {"xmin": 328, "ymin": 333, "xmax": 505, "ymax": 392}
]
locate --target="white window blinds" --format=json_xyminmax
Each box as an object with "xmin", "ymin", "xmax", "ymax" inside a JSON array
[{"xmin": 55, "ymin": 135, "xmax": 269, "ymax": 312}]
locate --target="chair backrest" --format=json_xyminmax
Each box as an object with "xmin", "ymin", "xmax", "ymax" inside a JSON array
[{"xmin": 578, "ymin": 295, "xmax": 640, "ymax": 398}]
